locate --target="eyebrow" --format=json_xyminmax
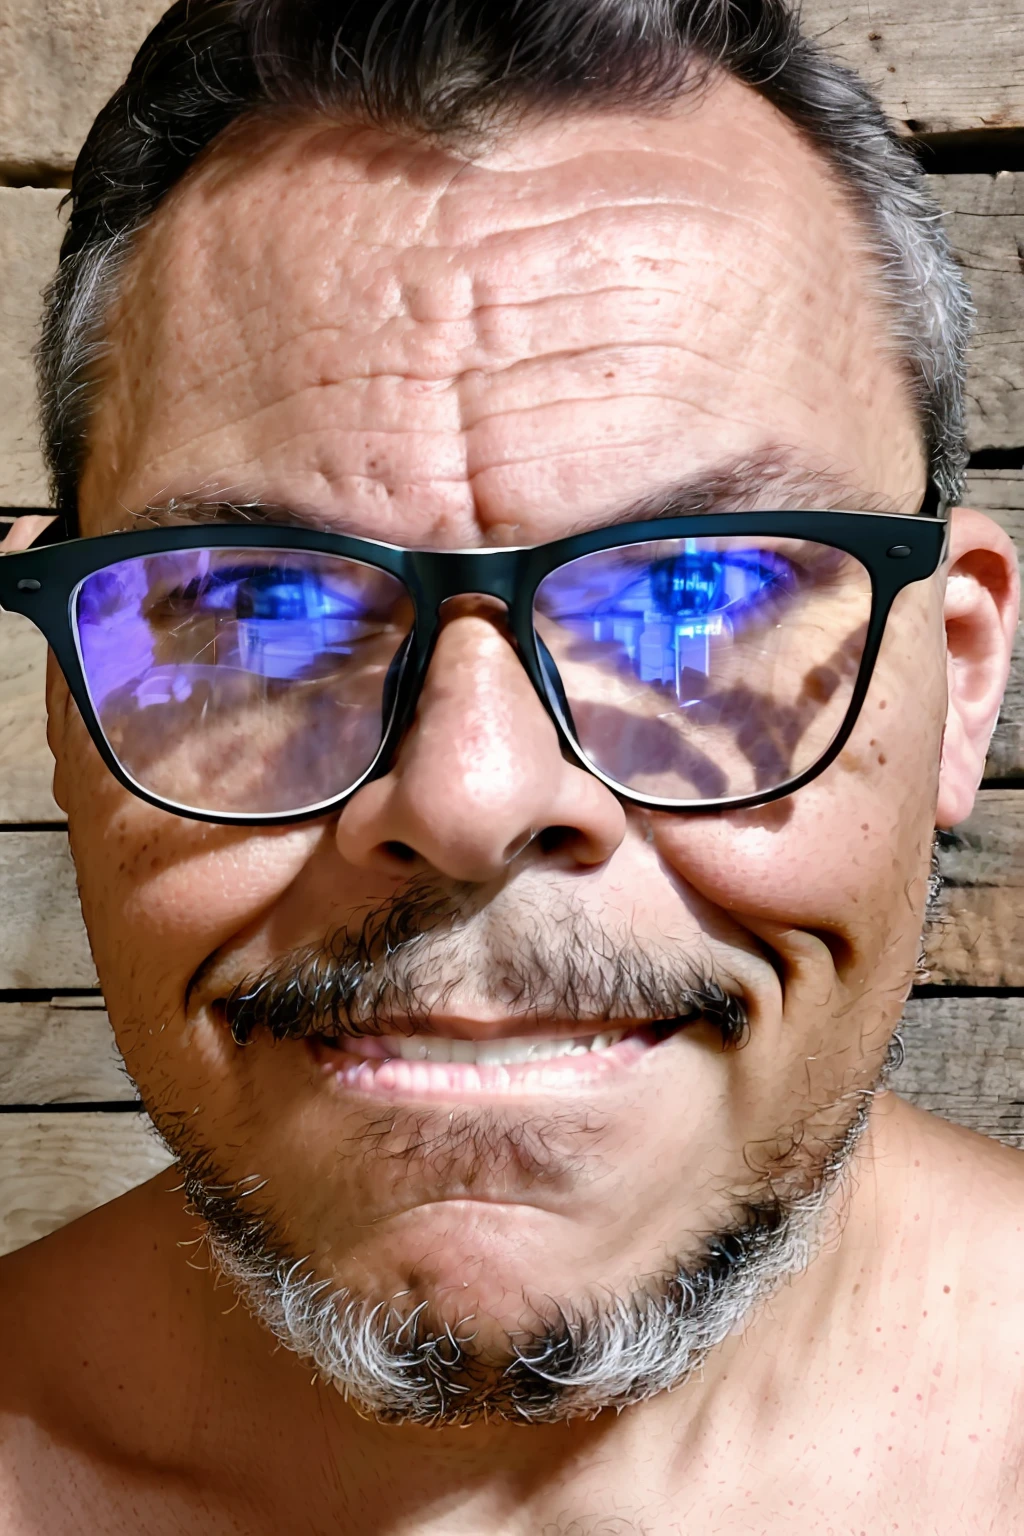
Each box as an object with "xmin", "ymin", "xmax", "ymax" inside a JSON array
[
  {"xmin": 601, "ymin": 451, "xmax": 902, "ymax": 529},
  {"xmin": 120, "ymin": 449, "xmax": 903, "ymax": 542}
]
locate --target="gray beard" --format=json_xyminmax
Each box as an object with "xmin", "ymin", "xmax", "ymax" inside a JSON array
[
  {"xmin": 171, "ymin": 1089, "xmax": 880, "ymax": 1428},
  {"xmin": 164, "ymin": 878, "xmax": 915, "ymax": 1426}
]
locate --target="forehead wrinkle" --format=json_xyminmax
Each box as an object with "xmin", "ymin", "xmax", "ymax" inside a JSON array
[
  {"xmin": 117, "ymin": 446, "xmax": 892, "ymax": 542},
  {"xmin": 89, "ymin": 84, "xmax": 924, "ymax": 550},
  {"xmin": 128, "ymin": 236, "xmax": 817, "ymax": 441},
  {"xmin": 130, "ymin": 356, "xmax": 796, "ymax": 499},
  {"xmin": 122, "ymin": 137, "xmax": 842, "ymax": 382},
  {"xmin": 234, "ymin": 95, "xmax": 829, "ymax": 246},
  {"xmin": 103, "ymin": 127, "xmax": 874, "ymax": 458}
]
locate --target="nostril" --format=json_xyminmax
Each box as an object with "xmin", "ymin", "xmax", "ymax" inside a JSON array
[
  {"xmin": 382, "ymin": 840, "xmax": 418, "ymax": 864},
  {"xmin": 538, "ymin": 825, "xmax": 577, "ymax": 855}
]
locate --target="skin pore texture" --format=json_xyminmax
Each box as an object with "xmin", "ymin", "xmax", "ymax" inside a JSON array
[{"xmin": 1, "ymin": 73, "xmax": 1022, "ymax": 1534}]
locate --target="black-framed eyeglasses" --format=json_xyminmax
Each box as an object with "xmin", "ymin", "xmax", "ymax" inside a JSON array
[{"xmin": 0, "ymin": 489, "xmax": 948, "ymax": 825}]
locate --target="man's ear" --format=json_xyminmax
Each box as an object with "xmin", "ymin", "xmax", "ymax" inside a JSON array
[{"xmin": 936, "ymin": 506, "xmax": 1020, "ymax": 830}]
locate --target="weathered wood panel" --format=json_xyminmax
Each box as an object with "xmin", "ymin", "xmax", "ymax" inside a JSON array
[
  {"xmin": 1, "ymin": 0, "xmax": 1021, "ymax": 177},
  {"xmin": 898, "ymin": 994, "xmax": 1024, "ymax": 1150},
  {"xmin": 0, "ymin": 0, "xmax": 167, "ymax": 179},
  {"xmin": 0, "ymin": 188, "xmax": 63, "ymax": 508},
  {"xmin": 806, "ymin": 2, "xmax": 1024, "ymax": 137},
  {"xmin": 0, "ymin": 610, "xmax": 59, "ymax": 822},
  {"xmin": 933, "ymin": 174, "xmax": 1024, "ymax": 453},
  {"xmin": 924, "ymin": 790, "xmax": 1024, "ymax": 988},
  {"xmin": 0, "ymin": 1111, "xmax": 171, "ymax": 1258},
  {"xmin": 0, "ymin": 998, "xmax": 132, "ymax": 1105},
  {"xmin": 0, "ymin": 832, "xmax": 94, "ymax": 989}
]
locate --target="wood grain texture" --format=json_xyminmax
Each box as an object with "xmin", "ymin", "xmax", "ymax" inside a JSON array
[
  {"xmin": 0, "ymin": 610, "xmax": 60, "ymax": 822},
  {"xmin": 932, "ymin": 174, "xmax": 1024, "ymax": 453},
  {"xmin": 804, "ymin": 0, "xmax": 1024, "ymax": 134},
  {"xmin": 897, "ymin": 994, "xmax": 1024, "ymax": 1149},
  {"xmin": 0, "ymin": 832, "xmax": 94, "ymax": 989},
  {"xmin": 0, "ymin": 189, "xmax": 64, "ymax": 507},
  {"xmin": 0, "ymin": 998, "xmax": 133, "ymax": 1104},
  {"xmin": 924, "ymin": 791, "xmax": 1024, "ymax": 987},
  {"xmin": 0, "ymin": 1111, "xmax": 171, "ymax": 1257}
]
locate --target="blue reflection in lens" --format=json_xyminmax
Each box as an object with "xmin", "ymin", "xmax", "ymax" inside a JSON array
[
  {"xmin": 147, "ymin": 563, "xmax": 385, "ymax": 685},
  {"xmin": 539, "ymin": 542, "xmax": 794, "ymax": 704}
]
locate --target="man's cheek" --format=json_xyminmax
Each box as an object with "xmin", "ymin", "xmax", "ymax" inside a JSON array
[
  {"xmin": 67, "ymin": 788, "xmax": 324, "ymax": 1005},
  {"xmin": 649, "ymin": 774, "xmax": 933, "ymax": 977}
]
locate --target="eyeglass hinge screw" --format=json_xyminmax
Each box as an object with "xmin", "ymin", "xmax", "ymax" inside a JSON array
[
  {"xmin": 887, "ymin": 545, "xmax": 912, "ymax": 559},
  {"xmin": 16, "ymin": 578, "xmax": 41, "ymax": 592}
]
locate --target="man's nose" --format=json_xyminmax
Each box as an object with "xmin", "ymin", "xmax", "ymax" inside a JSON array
[{"xmin": 334, "ymin": 602, "xmax": 627, "ymax": 882}]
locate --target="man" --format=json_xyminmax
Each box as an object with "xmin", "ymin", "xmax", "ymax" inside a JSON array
[{"xmin": 0, "ymin": 0, "xmax": 1020, "ymax": 1529}]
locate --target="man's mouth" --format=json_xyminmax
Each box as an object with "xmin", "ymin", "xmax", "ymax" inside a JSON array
[{"xmin": 307, "ymin": 1018, "xmax": 691, "ymax": 1099}]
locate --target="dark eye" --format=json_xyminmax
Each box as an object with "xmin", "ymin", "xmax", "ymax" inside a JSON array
[
  {"xmin": 649, "ymin": 550, "xmax": 792, "ymax": 621},
  {"xmin": 151, "ymin": 566, "xmax": 366, "ymax": 624},
  {"xmin": 230, "ymin": 567, "xmax": 340, "ymax": 620},
  {"xmin": 650, "ymin": 552, "xmax": 725, "ymax": 616}
]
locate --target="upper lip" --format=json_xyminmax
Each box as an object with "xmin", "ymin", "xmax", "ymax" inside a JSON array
[{"xmin": 318, "ymin": 1013, "xmax": 699, "ymax": 1042}]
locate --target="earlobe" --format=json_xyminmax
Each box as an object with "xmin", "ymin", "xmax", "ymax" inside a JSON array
[{"xmin": 935, "ymin": 507, "xmax": 1020, "ymax": 830}]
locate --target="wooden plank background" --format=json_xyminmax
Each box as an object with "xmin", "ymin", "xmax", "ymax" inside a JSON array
[{"xmin": 0, "ymin": 0, "xmax": 1022, "ymax": 1255}]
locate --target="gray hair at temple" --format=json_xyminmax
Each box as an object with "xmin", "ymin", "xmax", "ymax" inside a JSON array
[{"xmin": 37, "ymin": 0, "xmax": 972, "ymax": 529}]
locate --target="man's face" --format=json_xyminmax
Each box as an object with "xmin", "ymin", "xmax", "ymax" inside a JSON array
[{"xmin": 51, "ymin": 77, "xmax": 945, "ymax": 1394}]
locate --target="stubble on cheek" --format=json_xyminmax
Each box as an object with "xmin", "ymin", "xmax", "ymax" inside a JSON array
[{"xmin": 642, "ymin": 651, "xmax": 944, "ymax": 1181}]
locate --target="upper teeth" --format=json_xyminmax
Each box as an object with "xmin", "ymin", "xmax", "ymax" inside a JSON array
[{"xmin": 374, "ymin": 1031, "xmax": 625, "ymax": 1066}]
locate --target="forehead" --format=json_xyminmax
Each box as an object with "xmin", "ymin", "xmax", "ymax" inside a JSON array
[{"xmin": 84, "ymin": 74, "xmax": 923, "ymax": 542}]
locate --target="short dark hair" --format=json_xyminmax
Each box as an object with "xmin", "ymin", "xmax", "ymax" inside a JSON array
[{"xmin": 38, "ymin": 0, "xmax": 971, "ymax": 526}]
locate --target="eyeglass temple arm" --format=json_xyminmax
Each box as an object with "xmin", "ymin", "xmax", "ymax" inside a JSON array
[{"xmin": 0, "ymin": 512, "xmax": 69, "ymax": 614}]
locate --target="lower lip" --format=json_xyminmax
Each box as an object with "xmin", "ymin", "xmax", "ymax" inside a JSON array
[{"xmin": 307, "ymin": 1028, "xmax": 663, "ymax": 1100}]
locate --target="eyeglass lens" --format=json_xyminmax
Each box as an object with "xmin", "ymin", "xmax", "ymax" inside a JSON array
[
  {"xmin": 72, "ymin": 534, "xmax": 874, "ymax": 818},
  {"xmin": 533, "ymin": 535, "xmax": 873, "ymax": 803},
  {"xmin": 75, "ymin": 549, "xmax": 414, "ymax": 816}
]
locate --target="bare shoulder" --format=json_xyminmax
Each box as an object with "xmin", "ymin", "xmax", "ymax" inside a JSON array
[
  {"xmin": 0, "ymin": 1174, "xmax": 208, "ymax": 1530},
  {"xmin": 879, "ymin": 1099, "xmax": 1024, "ymax": 1516},
  {"xmin": 894, "ymin": 1096, "xmax": 1024, "ymax": 1246},
  {"xmin": 883, "ymin": 1098, "xmax": 1024, "ymax": 1316},
  {"xmin": 0, "ymin": 1171, "xmax": 186, "ymax": 1384}
]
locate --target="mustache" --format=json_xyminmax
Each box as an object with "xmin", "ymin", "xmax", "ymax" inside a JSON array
[{"xmin": 217, "ymin": 878, "xmax": 750, "ymax": 1050}]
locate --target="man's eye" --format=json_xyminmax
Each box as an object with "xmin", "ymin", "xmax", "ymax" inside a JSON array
[
  {"xmin": 645, "ymin": 551, "xmax": 794, "ymax": 622},
  {"xmin": 147, "ymin": 566, "xmax": 381, "ymax": 631}
]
